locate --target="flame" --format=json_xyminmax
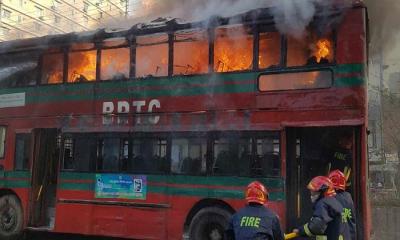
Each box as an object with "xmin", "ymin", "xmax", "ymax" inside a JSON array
[
  {"xmin": 314, "ymin": 38, "xmax": 332, "ymax": 63},
  {"xmin": 174, "ymin": 30, "xmax": 209, "ymax": 75},
  {"xmin": 136, "ymin": 34, "xmax": 169, "ymax": 77},
  {"xmin": 258, "ymin": 32, "xmax": 281, "ymax": 69},
  {"xmin": 214, "ymin": 25, "xmax": 253, "ymax": 72},
  {"xmin": 101, "ymin": 48, "xmax": 130, "ymax": 80},
  {"xmin": 68, "ymin": 51, "xmax": 97, "ymax": 82},
  {"xmin": 41, "ymin": 53, "xmax": 63, "ymax": 84}
]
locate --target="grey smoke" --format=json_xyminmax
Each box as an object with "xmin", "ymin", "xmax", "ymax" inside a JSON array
[
  {"xmin": 0, "ymin": 62, "xmax": 37, "ymax": 82},
  {"xmin": 106, "ymin": 0, "xmax": 347, "ymax": 38}
]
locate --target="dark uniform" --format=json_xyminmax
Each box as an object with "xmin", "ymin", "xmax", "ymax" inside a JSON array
[
  {"xmin": 335, "ymin": 191, "xmax": 356, "ymax": 240},
  {"xmin": 299, "ymin": 196, "xmax": 351, "ymax": 240},
  {"xmin": 226, "ymin": 204, "xmax": 284, "ymax": 240}
]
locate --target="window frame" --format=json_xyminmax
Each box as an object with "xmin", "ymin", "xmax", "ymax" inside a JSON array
[
  {"xmin": 14, "ymin": 133, "xmax": 31, "ymax": 171},
  {"xmin": 0, "ymin": 126, "xmax": 6, "ymax": 159},
  {"xmin": 257, "ymin": 68, "xmax": 334, "ymax": 93}
]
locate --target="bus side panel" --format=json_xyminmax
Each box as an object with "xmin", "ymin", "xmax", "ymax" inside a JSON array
[{"xmin": 336, "ymin": 8, "xmax": 367, "ymax": 65}]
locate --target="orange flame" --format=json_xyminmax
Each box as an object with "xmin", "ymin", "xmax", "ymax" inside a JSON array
[
  {"xmin": 68, "ymin": 51, "xmax": 97, "ymax": 82},
  {"xmin": 314, "ymin": 38, "xmax": 332, "ymax": 63},
  {"xmin": 214, "ymin": 26, "xmax": 253, "ymax": 72}
]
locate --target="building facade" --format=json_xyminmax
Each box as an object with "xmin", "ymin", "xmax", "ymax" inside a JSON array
[{"xmin": 0, "ymin": 0, "xmax": 128, "ymax": 41}]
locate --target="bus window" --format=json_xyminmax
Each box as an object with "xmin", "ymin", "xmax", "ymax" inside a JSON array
[
  {"xmin": 0, "ymin": 52, "xmax": 39, "ymax": 88},
  {"xmin": 259, "ymin": 32, "xmax": 281, "ymax": 69},
  {"xmin": 254, "ymin": 137, "xmax": 280, "ymax": 177},
  {"xmin": 173, "ymin": 30, "xmax": 209, "ymax": 75},
  {"xmin": 171, "ymin": 137, "xmax": 207, "ymax": 175},
  {"xmin": 258, "ymin": 70, "xmax": 332, "ymax": 91},
  {"xmin": 98, "ymin": 138, "xmax": 120, "ymax": 172},
  {"xmin": 212, "ymin": 137, "xmax": 252, "ymax": 176},
  {"xmin": 136, "ymin": 34, "xmax": 168, "ymax": 78},
  {"xmin": 130, "ymin": 138, "xmax": 167, "ymax": 173},
  {"xmin": 41, "ymin": 53, "xmax": 64, "ymax": 84},
  {"xmin": 214, "ymin": 24, "xmax": 253, "ymax": 72},
  {"xmin": 68, "ymin": 50, "xmax": 97, "ymax": 83},
  {"xmin": 62, "ymin": 136, "xmax": 96, "ymax": 172},
  {"xmin": 0, "ymin": 127, "xmax": 5, "ymax": 158},
  {"xmin": 14, "ymin": 133, "xmax": 31, "ymax": 170},
  {"xmin": 287, "ymin": 30, "xmax": 334, "ymax": 67},
  {"xmin": 100, "ymin": 47, "xmax": 130, "ymax": 81}
]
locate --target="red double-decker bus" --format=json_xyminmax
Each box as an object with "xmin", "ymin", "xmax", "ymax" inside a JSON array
[{"xmin": 0, "ymin": 1, "xmax": 369, "ymax": 240}]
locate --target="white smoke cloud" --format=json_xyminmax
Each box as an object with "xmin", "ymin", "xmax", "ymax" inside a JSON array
[{"xmin": 105, "ymin": 0, "xmax": 348, "ymax": 39}]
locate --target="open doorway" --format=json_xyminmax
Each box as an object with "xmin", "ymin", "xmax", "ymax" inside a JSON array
[
  {"xmin": 285, "ymin": 127, "xmax": 358, "ymax": 233},
  {"xmin": 29, "ymin": 129, "xmax": 60, "ymax": 229}
]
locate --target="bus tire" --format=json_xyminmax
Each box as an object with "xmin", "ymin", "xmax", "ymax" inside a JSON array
[
  {"xmin": 0, "ymin": 195, "xmax": 23, "ymax": 240},
  {"xmin": 189, "ymin": 207, "xmax": 231, "ymax": 240}
]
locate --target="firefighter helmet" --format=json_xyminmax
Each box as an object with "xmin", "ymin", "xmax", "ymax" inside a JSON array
[
  {"xmin": 307, "ymin": 176, "xmax": 336, "ymax": 197},
  {"xmin": 328, "ymin": 169, "xmax": 346, "ymax": 191},
  {"xmin": 245, "ymin": 181, "xmax": 268, "ymax": 205}
]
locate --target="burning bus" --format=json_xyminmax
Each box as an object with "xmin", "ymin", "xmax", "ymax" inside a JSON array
[{"xmin": 0, "ymin": 1, "xmax": 369, "ymax": 240}]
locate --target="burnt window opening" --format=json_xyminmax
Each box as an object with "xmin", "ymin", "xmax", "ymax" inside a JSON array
[
  {"xmin": 41, "ymin": 52, "xmax": 64, "ymax": 84},
  {"xmin": 136, "ymin": 33, "xmax": 169, "ymax": 78},
  {"xmin": 287, "ymin": 28, "xmax": 335, "ymax": 67},
  {"xmin": 14, "ymin": 133, "xmax": 31, "ymax": 170},
  {"xmin": 173, "ymin": 29, "xmax": 209, "ymax": 76},
  {"xmin": 0, "ymin": 52, "xmax": 39, "ymax": 88},
  {"xmin": 258, "ymin": 31, "xmax": 281, "ymax": 69},
  {"xmin": 171, "ymin": 137, "xmax": 207, "ymax": 175},
  {"xmin": 62, "ymin": 136, "xmax": 97, "ymax": 172},
  {"xmin": 214, "ymin": 24, "xmax": 254, "ymax": 73},
  {"xmin": 68, "ymin": 50, "xmax": 97, "ymax": 83},
  {"xmin": 0, "ymin": 127, "xmax": 6, "ymax": 159},
  {"xmin": 130, "ymin": 138, "xmax": 168, "ymax": 173},
  {"xmin": 100, "ymin": 47, "xmax": 130, "ymax": 81}
]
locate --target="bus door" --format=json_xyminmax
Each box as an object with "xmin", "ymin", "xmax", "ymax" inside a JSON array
[
  {"xmin": 286, "ymin": 127, "xmax": 356, "ymax": 234},
  {"xmin": 29, "ymin": 128, "xmax": 60, "ymax": 229}
]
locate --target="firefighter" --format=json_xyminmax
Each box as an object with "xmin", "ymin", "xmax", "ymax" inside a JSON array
[
  {"xmin": 293, "ymin": 176, "xmax": 350, "ymax": 240},
  {"xmin": 329, "ymin": 170, "xmax": 356, "ymax": 240},
  {"xmin": 225, "ymin": 181, "xmax": 284, "ymax": 240}
]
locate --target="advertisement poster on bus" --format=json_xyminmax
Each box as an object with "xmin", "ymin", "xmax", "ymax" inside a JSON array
[{"xmin": 95, "ymin": 174, "xmax": 147, "ymax": 200}]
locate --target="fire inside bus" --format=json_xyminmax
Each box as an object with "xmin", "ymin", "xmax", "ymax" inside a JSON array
[{"xmin": 0, "ymin": 2, "xmax": 369, "ymax": 240}]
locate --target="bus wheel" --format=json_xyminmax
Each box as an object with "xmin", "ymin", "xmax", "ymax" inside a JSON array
[
  {"xmin": 0, "ymin": 195, "xmax": 23, "ymax": 240},
  {"xmin": 189, "ymin": 207, "xmax": 231, "ymax": 240}
]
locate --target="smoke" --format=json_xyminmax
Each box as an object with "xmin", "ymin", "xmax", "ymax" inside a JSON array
[
  {"xmin": 102, "ymin": 0, "xmax": 350, "ymax": 39},
  {"xmin": 364, "ymin": 0, "xmax": 400, "ymax": 60},
  {"xmin": 0, "ymin": 62, "xmax": 37, "ymax": 82}
]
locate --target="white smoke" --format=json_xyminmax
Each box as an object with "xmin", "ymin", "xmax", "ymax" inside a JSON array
[
  {"xmin": 0, "ymin": 62, "xmax": 37, "ymax": 82},
  {"xmin": 104, "ymin": 0, "xmax": 350, "ymax": 38}
]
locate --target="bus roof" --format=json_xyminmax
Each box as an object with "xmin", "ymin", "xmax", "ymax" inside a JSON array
[{"xmin": 0, "ymin": 0, "xmax": 364, "ymax": 54}]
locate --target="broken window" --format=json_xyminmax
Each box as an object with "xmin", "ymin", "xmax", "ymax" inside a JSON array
[
  {"xmin": 100, "ymin": 48, "xmax": 130, "ymax": 80},
  {"xmin": 287, "ymin": 29, "xmax": 334, "ymax": 67},
  {"xmin": 214, "ymin": 24, "xmax": 253, "ymax": 72},
  {"xmin": 68, "ymin": 50, "xmax": 97, "ymax": 83},
  {"xmin": 62, "ymin": 135, "xmax": 97, "ymax": 172},
  {"xmin": 98, "ymin": 138, "xmax": 121, "ymax": 172},
  {"xmin": 173, "ymin": 29, "xmax": 209, "ymax": 75},
  {"xmin": 136, "ymin": 33, "xmax": 168, "ymax": 77},
  {"xmin": 259, "ymin": 32, "xmax": 281, "ymax": 69},
  {"xmin": 14, "ymin": 133, "xmax": 31, "ymax": 170},
  {"xmin": 0, "ymin": 51, "xmax": 39, "ymax": 88},
  {"xmin": 130, "ymin": 138, "xmax": 167, "ymax": 173},
  {"xmin": 171, "ymin": 137, "xmax": 207, "ymax": 175},
  {"xmin": 0, "ymin": 127, "xmax": 5, "ymax": 159},
  {"xmin": 41, "ymin": 53, "xmax": 64, "ymax": 84}
]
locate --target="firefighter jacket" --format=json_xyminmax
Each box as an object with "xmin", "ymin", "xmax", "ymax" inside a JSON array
[
  {"xmin": 336, "ymin": 191, "xmax": 356, "ymax": 240},
  {"xmin": 225, "ymin": 204, "xmax": 284, "ymax": 240},
  {"xmin": 298, "ymin": 196, "xmax": 351, "ymax": 240}
]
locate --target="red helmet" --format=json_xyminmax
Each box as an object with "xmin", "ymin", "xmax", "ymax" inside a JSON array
[
  {"xmin": 245, "ymin": 181, "xmax": 268, "ymax": 205},
  {"xmin": 328, "ymin": 170, "xmax": 346, "ymax": 191},
  {"xmin": 307, "ymin": 176, "xmax": 336, "ymax": 197}
]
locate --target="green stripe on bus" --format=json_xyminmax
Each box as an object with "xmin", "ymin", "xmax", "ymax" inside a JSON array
[
  {"xmin": 4, "ymin": 171, "xmax": 31, "ymax": 179},
  {"xmin": 60, "ymin": 173, "xmax": 284, "ymax": 189},
  {"xmin": 335, "ymin": 77, "xmax": 365, "ymax": 87},
  {"xmin": 335, "ymin": 63, "xmax": 364, "ymax": 74},
  {"xmin": 0, "ymin": 180, "xmax": 30, "ymax": 188},
  {"xmin": 58, "ymin": 182, "xmax": 285, "ymax": 201}
]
